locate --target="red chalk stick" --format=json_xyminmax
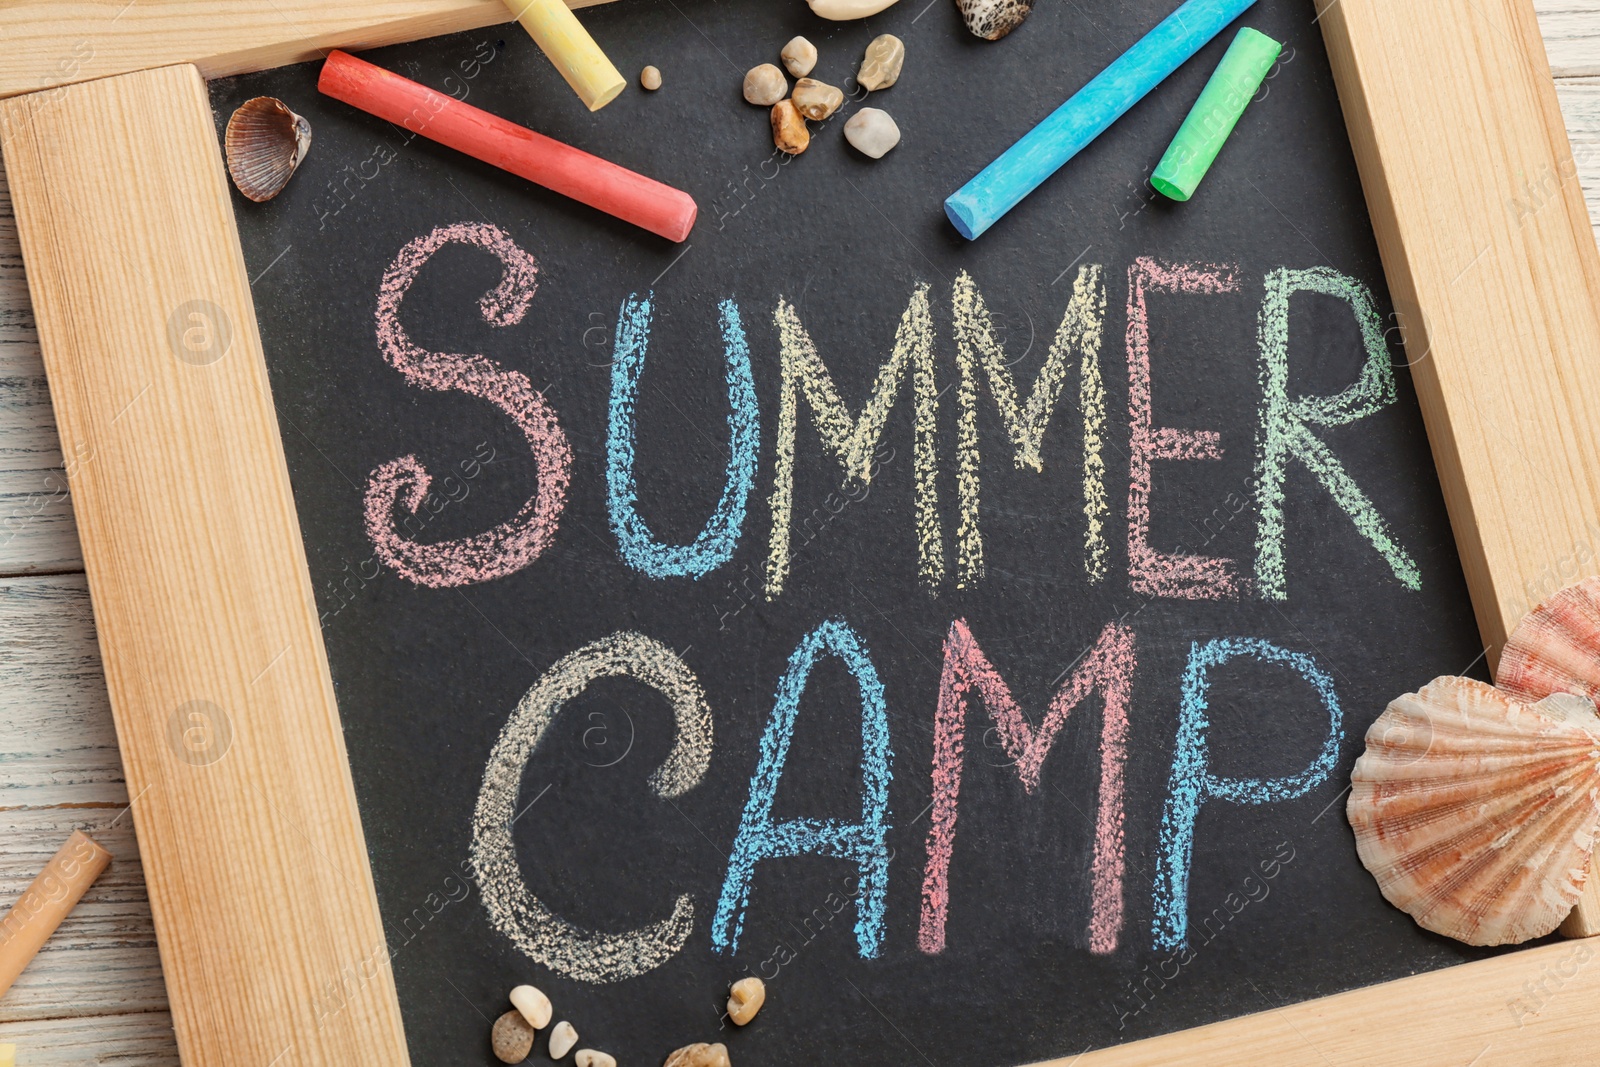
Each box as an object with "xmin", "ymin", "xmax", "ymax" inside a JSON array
[{"xmin": 318, "ymin": 50, "xmax": 696, "ymax": 242}]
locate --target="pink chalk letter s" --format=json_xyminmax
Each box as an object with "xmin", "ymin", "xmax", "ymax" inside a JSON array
[{"xmin": 367, "ymin": 222, "xmax": 572, "ymax": 587}]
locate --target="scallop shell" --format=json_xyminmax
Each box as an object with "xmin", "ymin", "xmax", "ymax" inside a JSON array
[
  {"xmin": 1347, "ymin": 675, "xmax": 1600, "ymax": 946},
  {"xmin": 225, "ymin": 97, "xmax": 312, "ymax": 202},
  {"xmin": 1499, "ymin": 576, "xmax": 1600, "ymax": 706}
]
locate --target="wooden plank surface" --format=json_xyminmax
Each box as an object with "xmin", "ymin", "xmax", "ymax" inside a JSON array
[
  {"xmin": 0, "ymin": 64, "xmax": 405, "ymax": 1064},
  {"xmin": 1318, "ymin": 0, "xmax": 1600, "ymax": 938},
  {"xmin": 0, "ymin": 6, "xmax": 1593, "ymax": 1067},
  {"xmin": 0, "ymin": 0, "xmax": 617, "ymax": 100},
  {"xmin": 1536, "ymin": 0, "xmax": 1600, "ymax": 75},
  {"xmin": 0, "ymin": 167, "xmax": 81, "ymax": 575},
  {"xmin": 1317, "ymin": 0, "xmax": 1600, "ymax": 657}
]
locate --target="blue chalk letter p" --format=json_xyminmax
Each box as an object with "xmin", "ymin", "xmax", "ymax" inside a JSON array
[
  {"xmin": 713, "ymin": 619, "xmax": 894, "ymax": 957},
  {"xmin": 1151, "ymin": 637, "xmax": 1342, "ymax": 951}
]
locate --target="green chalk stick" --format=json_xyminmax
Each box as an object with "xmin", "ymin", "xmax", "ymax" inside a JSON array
[{"xmin": 1151, "ymin": 27, "xmax": 1282, "ymax": 202}]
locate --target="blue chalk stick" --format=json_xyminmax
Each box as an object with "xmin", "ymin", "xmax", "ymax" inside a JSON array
[{"xmin": 945, "ymin": 0, "xmax": 1258, "ymax": 240}]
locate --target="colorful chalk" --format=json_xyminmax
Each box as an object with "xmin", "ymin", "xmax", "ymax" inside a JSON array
[
  {"xmin": 1151, "ymin": 28, "xmax": 1282, "ymax": 201},
  {"xmin": 504, "ymin": 0, "xmax": 627, "ymax": 112},
  {"xmin": 944, "ymin": 0, "xmax": 1258, "ymax": 240},
  {"xmin": 318, "ymin": 51, "xmax": 697, "ymax": 242},
  {"xmin": 0, "ymin": 831, "xmax": 112, "ymax": 1002}
]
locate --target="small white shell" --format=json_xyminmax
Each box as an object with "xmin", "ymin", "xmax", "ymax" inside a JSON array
[
  {"xmin": 224, "ymin": 97, "xmax": 312, "ymax": 203},
  {"xmin": 1348, "ymin": 675, "xmax": 1600, "ymax": 946}
]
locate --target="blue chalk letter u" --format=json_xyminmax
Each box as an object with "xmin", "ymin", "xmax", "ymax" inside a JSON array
[
  {"xmin": 713, "ymin": 619, "xmax": 894, "ymax": 957},
  {"xmin": 1151, "ymin": 637, "xmax": 1342, "ymax": 951},
  {"xmin": 606, "ymin": 293, "xmax": 759, "ymax": 578}
]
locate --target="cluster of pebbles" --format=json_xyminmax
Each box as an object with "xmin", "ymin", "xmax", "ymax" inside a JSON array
[
  {"xmin": 742, "ymin": 34, "xmax": 903, "ymax": 159},
  {"xmin": 490, "ymin": 977, "xmax": 766, "ymax": 1064}
]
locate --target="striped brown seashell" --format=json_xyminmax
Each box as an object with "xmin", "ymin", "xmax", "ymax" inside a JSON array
[
  {"xmin": 1499, "ymin": 576, "xmax": 1600, "ymax": 706},
  {"xmin": 1348, "ymin": 675, "xmax": 1600, "ymax": 946},
  {"xmin": 225, "ymin": 97, "xmax": 312, "ymax": 202}
]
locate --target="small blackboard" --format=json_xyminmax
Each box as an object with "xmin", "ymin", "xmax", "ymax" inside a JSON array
[{"xmin": 211, "ymin": 1, "xmax": 1499, "ymax": 1062}]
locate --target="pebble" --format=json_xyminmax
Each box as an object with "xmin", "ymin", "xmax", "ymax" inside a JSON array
[
  {"xmin": 957, "ymin": 0, "xmax": 1036, "ymax": 40},
  {"xmin": 791, "ymin": 78, "xmax": 844, "ymax": 121},
  {"xmin": 664, "ymin": 1043, "xmax": 731, "ymax": 1067},
  {"xmin": 509, "ymin": 985, "xmax": 552, "ymax": 1030},
  {"xmin": 726, "ymin": 976, "xmax": 766, "ymax": 1026},
  {"xmin": 845, "ymin": 107, "xmax": 900, "ymax": 158},
  {"xmin": 743, "ymin": 63, "xmax": 788, "ymax": 106},
  {"xmin": 575, "ymin": 1051, "xmax": 616, "ymax": 1067},
  {"xmin": 770, "ymin": 99, "xmax": 811, "ymax": 155},
  {"xmin": 857, "ymin": 34, "xmax": 905, "ymax": 91},
  {"xmin": 781, "ymin": 36, "xmax": 818, "ymax": 78},
  {"xmin": 640, "ymin": 65, "xmax": 662, "ymax": 91},
  {"xmin": 492, "ymin": 1010, "xmax": 536, "ymax": 1064},
  {"xmin": 549, "ymin": 1021, "xmax": 579, "ymax": 1059},
  {"xmin": 808, "ymin": 0, "xmax": 902, "ymax": 17}
]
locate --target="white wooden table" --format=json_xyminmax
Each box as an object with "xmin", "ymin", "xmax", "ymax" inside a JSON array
[{"xmin": 0, "ymin": 8, "xmax": 1596, "ymax": 1062}]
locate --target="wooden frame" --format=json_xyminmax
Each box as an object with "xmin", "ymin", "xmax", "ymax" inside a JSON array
[{"xmin": 2, "ymin": 0, "xmax": 1598, "ymax": 1063}]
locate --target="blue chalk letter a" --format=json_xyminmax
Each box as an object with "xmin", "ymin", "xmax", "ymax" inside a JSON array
[
  {"xmin": 713, "ymin": 619, "xmax": 894, "ymax": 957},
  {"xmin": 1151, "ymin": 637, "xmax": 1343, "ymax": 951},
  {"xmin": 607, "ymin": 293, "xmax": 760, "ymax": 578}
]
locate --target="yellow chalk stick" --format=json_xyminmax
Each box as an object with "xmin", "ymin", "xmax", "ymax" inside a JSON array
[
  {"xmin": 0, "ymin": 1043, "xmax": 14, "ymax": 1067},
  {"xmin": 506, "ymin": 0, "xmax": 627, "ymax": 112}
]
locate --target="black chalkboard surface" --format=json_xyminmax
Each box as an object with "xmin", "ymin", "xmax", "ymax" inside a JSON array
[{"xmin": 211, "ymin": 1, "xmax": 1501, "ymax": 1062}]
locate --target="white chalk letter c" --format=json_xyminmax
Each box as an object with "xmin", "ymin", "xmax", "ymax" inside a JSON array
[{"xmin": 471, "ymin": 631, "xmax": 712, "ymax": 983}]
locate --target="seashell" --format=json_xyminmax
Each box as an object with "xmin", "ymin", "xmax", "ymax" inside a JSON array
[
  {"xmin": 957, "ymin": 0, "xmax": 1036, "ymax": 41},
  {"xmin": 808, "ymin": 0, "xmax": 901, "ymax": 19},
  {"xmin": 1347, "ymin": 675, "xmax": 1600, "ymax": 946},
  {"xmin": 1499, "ymin": 576, "xmax": 1600, "ymax": 707},
  {"xmin": 225, "ymin": 97, "xmax": 312, "ymax": 203}
]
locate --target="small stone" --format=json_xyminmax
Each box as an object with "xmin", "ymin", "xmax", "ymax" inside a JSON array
[
  {"xmin": 726, "ymin": 976, "xmax": 766, "ymax": 1026},
  {"xmin": 781, "ymin": 36, "xmax": 818, "ymax": 78},
  {"xmin": 575, "ymin": 1052, "xmax": 616, "ymax": 1067},
  {"xmin": 857, "ymin": 34, "xmax": 905, "ymax": 91},
  {"xmin": 640, "ymin": 65, "xmax": 662, "ymax": 91},
  {"xmin": 509, "ymin": 985, "xmax": 552, "ymax": 1030},
  {"xmin": 808, "ymin": 0, "xmax": 902, "ymax": 17},
  {"xmin": 771, "ymin": 99, "xmax": 810, "ymax": 155},
  {"xmin": 664, "ymin": 1043, "xmax": 731, "ymax": 1067},
  {"xmin": 844, "ymin": 107, "xmax": 900, "ymax": 158},
  {"xmin": 791, "ymin": 78, "xmax": 844, "ymax": 121},
  {"xmin": 493, "ymin": 1010, "xmax": 535, "ymax": 1064},
  {"xmin": 549, "ymin": 1021, "xmax": 579, "ymax": 1059},
  {"xmin": 743, "ymin": 63, "xmax": 787, "ymax": 106}
]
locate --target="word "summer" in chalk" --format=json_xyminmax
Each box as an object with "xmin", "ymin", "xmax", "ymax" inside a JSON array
[{"xmin": 364, "ymin": 222, "xmax": 1417, "ymax": 603}]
